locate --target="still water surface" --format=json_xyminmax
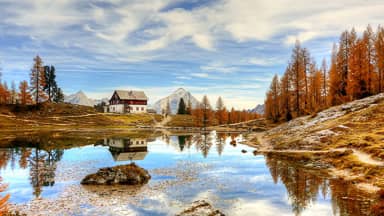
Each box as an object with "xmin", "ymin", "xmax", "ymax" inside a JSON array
[{"xmin": 0, "ymin": 131, "xmax": 374, "ymax": 215}]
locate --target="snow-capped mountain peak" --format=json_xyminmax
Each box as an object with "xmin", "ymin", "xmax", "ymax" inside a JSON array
[
  {"xmin": 250, "ymin": 104, "xmax": 265, "ymax": 115},
  {"xmin": 64, "ymin": 90, "xmax": 97, "ymax": 107},
  {"xmin": 153, "ymin": 88, "xmax": 200, "ymax": 114}
]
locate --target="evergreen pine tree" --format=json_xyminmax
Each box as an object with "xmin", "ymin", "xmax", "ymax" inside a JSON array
[{"xmin": 177, "ymin": 98, "xmax": 187, "ymax": 114}]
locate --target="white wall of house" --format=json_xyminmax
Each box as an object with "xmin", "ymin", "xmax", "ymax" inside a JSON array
[
  {"xmin": 109, "ymin": 104, "xmax": 125, "ymax": 113},
  {"xmin": 129, "ymin": 105, "xmax": 147, "ymax": 113},
  {"xmin": 107, "ymin": 104, "xmax": 147, "ymax": 113}
]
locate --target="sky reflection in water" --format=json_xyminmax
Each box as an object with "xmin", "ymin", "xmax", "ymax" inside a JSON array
[{"xmin": 0, "ymin": 132, "xmax": 374, "ymax": 215}]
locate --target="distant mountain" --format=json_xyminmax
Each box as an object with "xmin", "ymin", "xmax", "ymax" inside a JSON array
[
  {"xmin": 64, "ymin": 91, "xmax": 98, "ymax": 107},
  {"xmin": 153, "ymin": 88, "xmax": 200, "ymax": 114},
  {"xmin": 94, "ymin": 97, "xmax": 110, "ymax": 105},
  {"xmin": 250, "ymin": 104, "xmax": 265, "ymax": 115}
]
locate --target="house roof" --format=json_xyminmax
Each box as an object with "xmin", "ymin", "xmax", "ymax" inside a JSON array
[{"xmin": 114, "ymin": 90, "xmax": 148, "ymax": 100}]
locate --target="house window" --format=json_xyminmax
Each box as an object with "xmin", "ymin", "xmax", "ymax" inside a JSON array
[
  {"xmin": 136, "ymin": 107, "xmax": 139, "ymax": 111},
  {"xmin": 141, "ymin": 107, "xmax": 144, "ymax": 111},
  {"xmin": 141, "ymin": 141, "xmax": 144, "ymax": 144},
  {"xmin": 136, "ymin": 141, "xmax": 139, "ymax": 144}
]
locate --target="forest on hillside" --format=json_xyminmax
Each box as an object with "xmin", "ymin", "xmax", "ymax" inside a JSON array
[{"xmin": 265, "ymin": 25, "xmax": 384, "ymax": 122}]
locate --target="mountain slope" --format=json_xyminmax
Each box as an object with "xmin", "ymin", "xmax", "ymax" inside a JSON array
[
  {"xmin": 250, "ymin": 104, "xmax": 265, "ymax": 115},
  {"xmin": 153, "ymin": 88, "xmax": 200, "ymax": 114},
  {"xmin": 64, "ymin": 91, "xmax": 96, "ymax": 107}
]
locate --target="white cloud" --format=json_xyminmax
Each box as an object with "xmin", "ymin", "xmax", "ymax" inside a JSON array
[
  {"xmin": 3, "ymin": 0, "xmax": 384, "ymax": 55},
  {"xmin": 201, "ymin": 62, "xmax": 237, "ymax": 73},
  {"xmin": 248, "ymin": 57, "xmax": 285, "ymax": 67},
  {"xmin": 176, "ymin": 76, "xmax": 192, "ymax": 80},
  {"xmin": 2, "ymin": 0, "xmax": 384, "ymax": 110},
  {"xmin": 191, "ymin": 72, "xmax": 209, "ymax": 78}
]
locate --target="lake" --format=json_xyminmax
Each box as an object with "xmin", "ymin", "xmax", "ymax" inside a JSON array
[{"xmin": 0, "ymin": 131, "xmax": 375, "ymax": 215}]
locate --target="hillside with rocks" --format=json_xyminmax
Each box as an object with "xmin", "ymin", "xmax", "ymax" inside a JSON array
[
  {"xmin": 263, "ymin": 93, "xmax": 384, "ymax": 151},
  {"xmin": 250, "ymin": 93, "xmax": 384, "ymax": 192}
]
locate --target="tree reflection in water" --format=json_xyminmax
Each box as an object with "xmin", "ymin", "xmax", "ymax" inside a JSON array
[
  {"xmin": 159, "ymin": 132, "xmax": 231, "ymax": 157},
  {"xmin": 0, "ymin": 137, "xmax": 63, "ymax": 199},
  {"xmin": 265, "ymin": 154, "xmax": 375, "ymax": 216},
  {"xmin": 29, "ymin": 148, "xmax": 63, "ymax": 197}
]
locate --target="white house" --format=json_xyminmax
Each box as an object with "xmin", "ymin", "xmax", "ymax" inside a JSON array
[{"xmin": 105, "ymin": 90, "xmax": 148, "ymax": 113}]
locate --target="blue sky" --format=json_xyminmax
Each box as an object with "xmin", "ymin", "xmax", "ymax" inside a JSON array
[{"xmin": 1, "ymin": 0, "xmax": 384, "ymax": 109}]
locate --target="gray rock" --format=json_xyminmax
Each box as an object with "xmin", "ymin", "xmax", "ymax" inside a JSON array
[
  {"xmin": 176, "ymin": 200, "xmax": 225, "ymax": 216},
  {"xmin": 81, "ymin": 163, "xmax": 151, "ymax": 185}
]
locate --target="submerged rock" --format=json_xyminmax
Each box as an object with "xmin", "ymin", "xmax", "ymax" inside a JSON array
[
  {"xmin": 176, "ymin": 200, "xmax": 225, "ymax": 216},
  {"xmin": 81, "ymin": 163, "xmax": 151, "ymax": 185}
]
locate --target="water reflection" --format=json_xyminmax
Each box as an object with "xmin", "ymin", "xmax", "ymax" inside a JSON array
[
  {"xmin": 0, "ymin": 146, "xmax": 63, "ymax": 198},
  {"xmin": 0, "ymin": 132, "xmax": 378, "ymax": 215},
  {"xmin": 159, "ymin": 132, "xmax": 235, "ymax": 158},
  {"xmin": 265, "ymin": 154, "xmax": 375, "ymax": 216},
  {"xmin": 103, "ymin": 138, "xmax": 148, "ymax": 161},
  {"xmin": 29, "ymin": 148, "xmax": 63, "ymax": 197}
]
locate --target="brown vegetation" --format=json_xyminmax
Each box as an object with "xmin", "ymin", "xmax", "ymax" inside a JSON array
[
  {"xmin": 265, "ymin": 25, "xmax": 384, "ymax": 122},
  {"xmin": 0, "ymin": 103, "xmax": 163, "ymax": 131},
  {"xmin": 0, "ymin": 177, "xmax": 10, "ymax": 216}
]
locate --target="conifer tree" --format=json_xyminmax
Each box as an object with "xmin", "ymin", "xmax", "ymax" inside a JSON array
[
  {"xmin": 30, "ymin": 55, "xmax": 47, "ymax": 104},
  {"xmin": 265, "ymin": 74, "xmax": 280, "ymax": 122},
  {"xmin": 201, "ymin": 95, "xmax": 211, "ymax": 127},
  {"xmin": 215, "ymin": 97, "xmax": 227, "ymax": 124},
  {"xmin": 53, "ymin": 87, "xmax": 64, "ymax": 103},
  {"xmin": 321, "ymin": 58, "xmax": 328, "ymax": 107},
  {"xmin": 329, "ymin": 43, "xmax": 341, "ymax": 105},
  {"xmin": 19, "ymin": 80, "xmax": 32, "ymax": 105},
  {"xmin": 375, "ymin": 26, "xmax": 384, "ymax": 93},
  {"xmin": 44, "ymin": 65, "xmax": 57, "ymax": 102},
  {"xmin": 163, "ymin": 99, "xmax": 171, "ymax": 115},
  {"xmin": 362, "ymin": 25, "xmax": 376, "ymax": 95},
  {"xmin": 177, "ymin": 98, "xmax": 187, "ymax": 114},
  {"xmin": 10, "ymin": 81, "xmax": 17, "ymax": 104},
  {"xmin": 186, "ymin": 99, "xmax": 192, "ymax": 115}
]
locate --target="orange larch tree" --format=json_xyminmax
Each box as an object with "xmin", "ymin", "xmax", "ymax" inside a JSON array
[
  {"xmin": 19, "ymin": 80, "xmax": 33, "ymax": 105},
  {"xmin": 265, "ymin": 74, "xmax": 280, "ymax": 122},
  {"xmin": 362, "ymin": 25, "xmax": 376, "ymax": 96},
  {"xmin": 320, "ymin": 58, "xmax": 328, "ymax": 108},
  {"xmin": 0, "ymin": 177, "xmax": 10, "ymax": 215},
  {"xmin": 328, "ymin": 43, "xmax": 341, "ymax": 106},
  {"xmin": 375, "ymin": 26, "xmax": 384, "ymax": 93},
  {"xmin": 30, "ymin": 55, "xmax": 47, "ymax": 104},
  {"xmin": 308, "ymin": 60, "xmax": 323, "ymax": 113},
  {"xmin": 215, "ymin": 97, "xmax": 227, "ymax": 125},
  {"xmin": 265, "ymin": 25, "xmax": 384, "ymax": 122}
]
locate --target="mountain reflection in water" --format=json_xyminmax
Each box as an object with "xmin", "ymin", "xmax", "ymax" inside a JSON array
[{"xmin": 0, "ymin": 131, "xmax": 377, "ymax": 215}]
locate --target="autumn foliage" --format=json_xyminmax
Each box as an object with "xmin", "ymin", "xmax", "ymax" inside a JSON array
[
  {"xmin": 0, "ymin": 177, "xmax": 9, "ymax": 216},
  {"xmin": 265, "ymin": 25, "xmax": 384, "ymax": 122},
  {"xmin": 190, "ymin": 96, "xmax": 259, "ymax": 127},
  {"xmin": 0, "ymin": 55, "xmax": 62, "ymax": 106}
]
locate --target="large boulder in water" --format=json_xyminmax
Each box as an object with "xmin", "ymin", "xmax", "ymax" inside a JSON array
[
  {"xmin": 81, "ymin": 163, "xmax": 151, "ymax": 185},
  {"xmin": 176, "ymin": 200, "xmax": 225, "ymax": 216}
]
